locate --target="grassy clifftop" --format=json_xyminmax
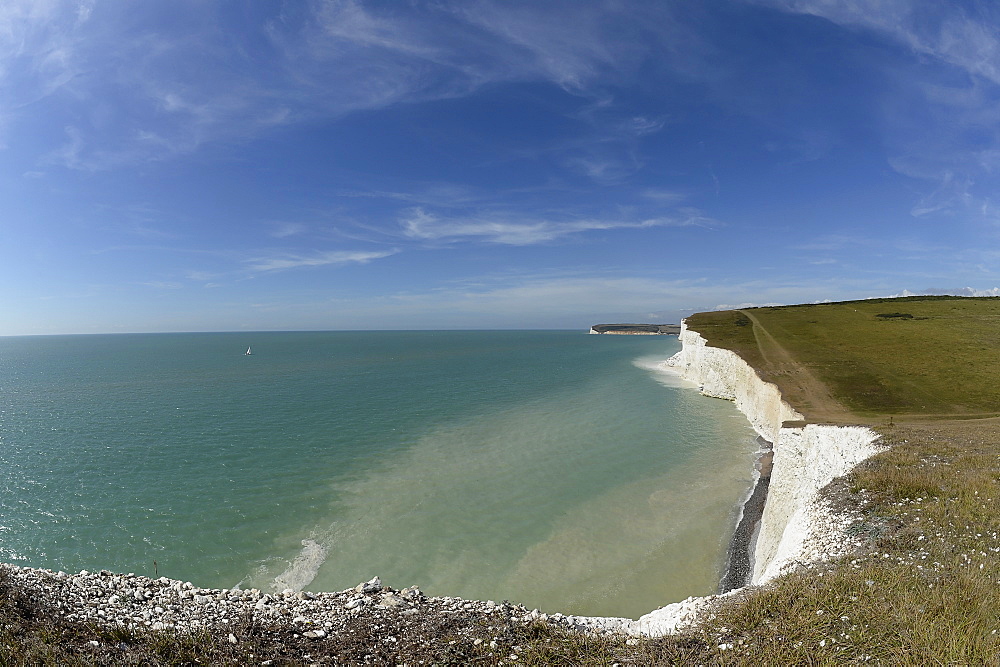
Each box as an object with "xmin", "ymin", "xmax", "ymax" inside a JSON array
[
  {"xmin": 687, "ymin": 296, "xmax": 1000, "ymax": 419},
  {"xmin": 7, "ymin": 297, "xmax": 1000, "ymax": 664},
  {"xmin": 675, "ymin": 296, "xmax": 1000, "ymax": 663}
]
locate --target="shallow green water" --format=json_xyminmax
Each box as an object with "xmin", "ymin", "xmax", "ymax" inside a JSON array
[{"xmin": 0, "ymin": 331, "xmax": 755, "ymax": 618}]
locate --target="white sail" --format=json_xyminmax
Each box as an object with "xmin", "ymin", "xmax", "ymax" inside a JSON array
[{"xmin": 245, "ymin": 346, "xmax": 252, "ymax": 355}]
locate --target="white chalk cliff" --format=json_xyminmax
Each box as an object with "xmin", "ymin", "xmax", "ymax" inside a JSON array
[
  {"xmin": 583, "ymin": 319, "xmax": 882, "ymax": 636},
  {"xmin": 666, "ymin": 320, "xmax": 882, "ymax": 583}
]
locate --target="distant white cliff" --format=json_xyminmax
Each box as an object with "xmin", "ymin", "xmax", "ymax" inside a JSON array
[
  {"xmin": 578, "ymin": 319, "xmax": 882, "ymax": 636},
  {"xmin": 665, "ymin": 321, "xmax": 881, "ymax": 583},
  {"xmin": 588, "ymin": 324, "xmax": 680, "ymax": 335}
]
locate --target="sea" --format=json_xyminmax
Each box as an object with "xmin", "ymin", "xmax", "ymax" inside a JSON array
[{"xmin": 0, "ymin": 331, "xmax": 756, "ymax": 619}]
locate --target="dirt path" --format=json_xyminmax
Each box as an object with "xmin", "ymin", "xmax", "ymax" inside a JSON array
[{"xmin": 739, "ymin": 309, "xmax": 858, "ymax": 425}]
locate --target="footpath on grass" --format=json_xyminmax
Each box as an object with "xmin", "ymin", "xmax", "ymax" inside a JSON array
[
  {"xmin": 675, "ymin": 297, "xmax": 1000, "ymax": 663},
  {"xmin": 737, "ymin": 309, "xmax": 856, "ymax": 425},
  {"xmin": 6, "ymin": 296, "xmax": 1000, "ymax": 664}
]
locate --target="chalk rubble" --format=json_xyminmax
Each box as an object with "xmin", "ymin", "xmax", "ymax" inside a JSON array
[{"xmin": 1, "ymin": 566, "xmax": 602, "ymax": 643}]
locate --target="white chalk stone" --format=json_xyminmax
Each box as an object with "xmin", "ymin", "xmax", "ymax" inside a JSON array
[{"xmin": 356, "ymin": 576, "xmax": 382, "ymax": 593}]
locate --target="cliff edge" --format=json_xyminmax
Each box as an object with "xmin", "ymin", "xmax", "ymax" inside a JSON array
[
  {"xmin": 580, "ymin": 318, "xmax": 883, "ymax": 637},
  {"xmin": 667, "ymin": 321, "xmax": 882, "ymax": 583}
]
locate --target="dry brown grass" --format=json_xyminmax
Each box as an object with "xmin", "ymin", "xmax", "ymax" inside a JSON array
[
  {"xmin": 687, "ymin": 423, "xmax": 1000, "ymax": 664},
  {"xmin": 10, "ymin": 297, "xmax": 1000, "ymax": 663},
  {"xmin": 663, "ymin": 299, "xmax": 1000, "ymax": 664}
]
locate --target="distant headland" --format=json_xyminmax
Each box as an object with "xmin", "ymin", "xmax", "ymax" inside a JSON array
[{"xmin": 588, "ymin": 323, "xmax": 680, "ymax": 335}]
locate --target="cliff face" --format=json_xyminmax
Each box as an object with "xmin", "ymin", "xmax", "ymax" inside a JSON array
[
  {"xmin": 667, "ymin": 323, "xmax": 801, "ymax": 444},
  {"xmin": 589, "ymin": 324, "xmax": 681, "ymax": 335},
  {"xmin": 752, "ymin": 422, "xmax": 879, "ymax": 581},
  {"xmin": 667, "ymin": 322, "xmax": 882, "ymax": 584},
  {"xmin": 566, "ymin": 320, "xmax": 884, "ymax": 637}
]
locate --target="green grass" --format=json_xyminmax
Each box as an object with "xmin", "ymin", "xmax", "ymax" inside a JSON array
[
  {"xmin": 688, "ymin": 296, "xmax": 1000, "ymax": 417},
  {"xmin": 689, "ymin": 421, "xmax": 1000, "ymax": 664},
  {"xmin": 668, "ymin": 297, "xmax": 1000, "ymax": 663},
  {"xmin": 9, "ymin": 296, "xmax": 1000, "ymax": 663}
]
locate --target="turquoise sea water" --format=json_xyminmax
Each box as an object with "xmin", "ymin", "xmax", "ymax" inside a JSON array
[{"xmin": 0, "ymin": 331, "xmax": 755, "ymax": 618}]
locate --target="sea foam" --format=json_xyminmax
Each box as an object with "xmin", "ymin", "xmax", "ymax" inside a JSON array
[
  {"xmin": 631, "ymin": 355, "xmax": 698, "ymax": 389},
  {"xmin": 271, "ymin": 539, "xmax": 329, "ymax": 592}
]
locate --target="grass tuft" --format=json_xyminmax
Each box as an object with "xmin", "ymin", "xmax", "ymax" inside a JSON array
[
  {"xmin": 674, "ymin": 298, "xmax": 1000, "ymax": 663},
  {"xmin": 8, "ymin": 296, "xmax": 1000, "ymax": 662}
]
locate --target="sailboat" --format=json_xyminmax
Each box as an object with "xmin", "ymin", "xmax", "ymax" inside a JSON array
[{"xmin": 245, "ymin": 346, "xmax": 252, "ymax": 356}]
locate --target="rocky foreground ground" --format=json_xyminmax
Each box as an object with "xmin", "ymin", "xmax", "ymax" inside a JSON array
[
  {"xmin": 1, "ymin": 564, "xmax": 666, "ymax": 664},
  {"xmin": 0, "ymin": 480, "xmax": 874, "ymax": 665}
]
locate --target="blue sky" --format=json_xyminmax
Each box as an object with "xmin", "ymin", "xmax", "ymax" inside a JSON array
[{"xmin": 4, "ymin": 0, "xmax": 1000, "ymax": 334}]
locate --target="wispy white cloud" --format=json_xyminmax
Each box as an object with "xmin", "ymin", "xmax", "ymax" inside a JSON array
[
  {"xmin": 452, "ymin": 1, "xmax": 650, "ymax": 91},
  {"xmin": 763, "ymin": 127, "xmax": 835, "ymax": 163},
  {"xmin": 185, "ymin": 270, "xmax": 218, "ymax": 282},
  {"xmin": 91, "ymin": 202, "xmax": 179, "ymax": 240},
  {"xmin": 641, "ymin": 188, "xmax": 687, "ymax": 202},
  {"xmin": 335, "ymin": 184, "xmax": 485, "ymax": 208},
  {"xmin": 708, "ymin": 286, "xmax": 1000, "ymax": 312},
  {"xmin": 399, "ymin": 207, "xmax": 712, "ymax": 245},
  {"xmin": 269, "ymin": 222, "xmax": 308, "ymax": 238},
  {"xmin": 246, "ymin": 248, "xmax": 398, "ymax": 272},
  {"xmin": 266, "ymin": 272, "xmax": 890, "ymax": 330},
  {"xmin": 314, "ymin": 0, "xmax": 440, "ymax": 56},
  {"xmin": 755, "ymin": 0, "xmax": 1000, "ymax": 224},
  {"xmin": 887, "ymin": 287, "xmax": 1000, "ymax": 298},
  {"xmin": 622, "ymin": 115, "xmax": 667, "ymax": 136},
  {"xmin": 754, "ymin": 0, "xmax": 1000, "ymax": 86},
  {"xmin": 908, "ymin": 170, "xmax": 974, "ymax": 217},
  {"xmin": 50, "ymin": 125, "xmax": 85, "ymax": 169},
  {"xmin": 793, "ymin": 234, "xmax": 877, "ymax": 251},
  {"xmin": 0, "ymin": 1, "xmax": 85, "ymax": 101},
  {"xmin": 551, "ymin": 98, "xmax": 671, "ymax": 184},
  {"xmin": 0, "ymin": 1, "xmax": 687, "ymax": 170},
  {"xmin": 890, "ymin": 156, "xmax": 1000, "ymax": 223},
  {"xmin": 714, "ymin": 301, "xmax": 786, "ymax": 310},
  {"xmin": 564, "ymin": 154, "xmax": 640, "ymax": 184}
]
